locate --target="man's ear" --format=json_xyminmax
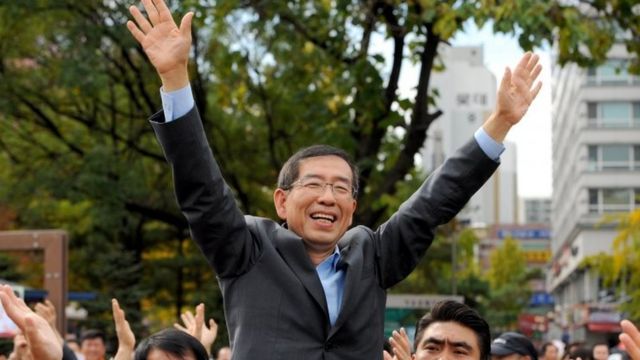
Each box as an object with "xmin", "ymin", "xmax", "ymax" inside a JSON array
[
  {"xmin": 273, "ymin": 188, "xmax": 288, "ymax": 220},
  {"xmin": 347, "ymin": 198, "xmax": 357, "ymax": 226}
]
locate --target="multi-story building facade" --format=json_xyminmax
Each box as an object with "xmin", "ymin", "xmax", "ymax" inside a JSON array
[
  {"xmin": 422, "ymin": 45, "xmax": 518, "ymax": 226},
  {"xmin": 548, "ymin": 41, "xmax": 640, "ymax": 344},
  {"xmin": 521, "ymin": 198, "xmax": 552, "ymax": 224}
]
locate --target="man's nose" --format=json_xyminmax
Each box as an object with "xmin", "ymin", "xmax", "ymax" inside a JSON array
[{"xmin": 317, "ymin": 184, "xmax": 337, "ymax": 201}]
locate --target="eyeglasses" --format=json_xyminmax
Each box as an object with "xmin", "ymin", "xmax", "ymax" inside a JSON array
[{"xmin": 286, "ymin": 178, "xmax": 357, "ymax": 199}]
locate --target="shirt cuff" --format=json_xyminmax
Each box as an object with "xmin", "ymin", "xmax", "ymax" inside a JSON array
[
  {"xmin": 474, "ymin": 127, "xmax": 504, "ymax": 162},
  {"xmin": 160, "ymin": 85, "xmax": 195, "ymax": 122}
]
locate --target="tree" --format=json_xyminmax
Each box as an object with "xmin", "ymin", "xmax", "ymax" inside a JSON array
[
  {"xmin": 0, "ymin": 0, "xmax": 637, "ymax": 335},
  {"xmin": 484, "ymin": 236, "xmax": 538, "ymax": 332},
  {"xmin": 581, "ymin": 209, "xmax": 640, "ymax": 322}
]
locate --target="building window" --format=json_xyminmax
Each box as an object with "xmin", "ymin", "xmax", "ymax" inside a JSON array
[
  {"xmin": 587, "ymin": 144, "xmax": 640, "ymax": 171},
  {"xmin": 586, "ymin": 59, "xmax": 638, "ymax": 86},
  {"xmin": 588, "ymin": 188, "xmax": 639, "ymax": 213},
  {"xmin": 587, "ymin": 102, "xmax": 640, "ymax": 128}
]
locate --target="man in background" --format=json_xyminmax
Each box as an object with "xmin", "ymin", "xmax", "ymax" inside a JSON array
[{"xmin": 490, "ymin": 332, "xmax": 538, "ymax": 360}]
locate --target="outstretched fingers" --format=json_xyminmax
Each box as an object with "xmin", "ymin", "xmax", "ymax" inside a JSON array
[
  {"xmin": 388, "ymin": 328, "xmax": 412, "ymax": 360},
  {"xmin": 621, "ymin": 320, "xmax": 640, "ymax": 360},
  {"xmin": 127, "ymin": 6, "xmax": 149, "ymax": 44},
  {"xmin": 112, "ymin": 299, "xmax": 136, "ymax": 352},
  {"xmin": 514, "ymin": 51, "xmax": 533, "ymax": 75},
  {"xmin": 152, "ymin": 0, "xmax": 174, "ymax": 23},
  {"xmin": 511, "ymin": 52, "xmax": 543, "ymax": 103},
  {"xmin": 0, "ymin": 285, "xmax": 30, "ymax": 328},
  {"xmin": 525, "ymin": 52, "xmax": 539, "ymax": 71},
  {"xmin": 141, "ymin": 0, "xmax": 160, "ymax": 25},
  {"xmin": 530, "ymin": 80, "xmax": 543, "ymax": 102},
  {"xmin": 194, "ymin": 303, "xmax": 204, "ymax": 341},
  {"xmin": 129, "ymin": 5, "xmax": 152, "ymax": 34}
]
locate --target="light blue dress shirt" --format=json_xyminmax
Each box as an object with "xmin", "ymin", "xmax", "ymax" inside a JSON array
[
  {"xmin": 158, "ymin": 84, "xmax": 504, "ymax": 326},
  {"xmin": 316, "ymin": 247, "xmax": 345, "ymax": 326}
]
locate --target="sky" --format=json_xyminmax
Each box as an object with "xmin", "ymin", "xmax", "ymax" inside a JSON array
[{"xmin": 450, "ymin": 24, "xmax": 553, "ymax": 198}]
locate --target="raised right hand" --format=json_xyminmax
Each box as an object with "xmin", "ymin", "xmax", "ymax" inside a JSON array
[
  {"xmin": 126, "ymin": 0, "xmax": 193, "ymax": 91},
  {"xmin": 112, "ymin": 298, "xmax": 136, "ymax": 360}
]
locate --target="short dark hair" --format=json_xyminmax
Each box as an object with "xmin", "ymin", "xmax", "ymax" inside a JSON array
[
  {"xmin": 540, "ymin": 342, "xmax": 558, "ymax": 356},
  {"xmin": 414, "ymin": 300, "xmax": 491, "ymax": 360},
  {"xmin": 134, "ymin": 329, "xmax": 209, "ymax": 360},
  {"xmin": 277, "ymin": 145, "xmax": 359, "ymax": 197},
  {"xmin": 569, "ymin": 346, "xmax": 592, "ymax": 360},
  {"xmin": 80, "ymin": 329, "xmax": 105, "ymax": 344}
]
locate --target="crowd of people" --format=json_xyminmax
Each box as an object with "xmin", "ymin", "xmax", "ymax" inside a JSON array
[
  {"xmin": 1, "ymin": 0, "xmax": 639, "ymax": 359},
  {"xmin": 0, "ymin": 285, "xmax": 232, "ymax": 360},
  {"xmin": 1, "ymin": 285, "xmax": 639, "ymax": 360}
]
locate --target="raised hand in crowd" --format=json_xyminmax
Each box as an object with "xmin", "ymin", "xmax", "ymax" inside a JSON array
[
  {"xmin": 112, "ymin": 299, "xmax": 135, "ymax": 360},
  {"xmin": 383, "ymin": 327, "xmax": 412, "ymax": 360},
  {"xmin": 620, "ymin": 320, "xmax": 640, "ymax": 360},
  {"xmin": 0, "ymin": 285, "xmax": 62, "ymax": 360},
  {"xmin": 34, "ymin": 299, "xmax": 64, "ymax": 346},
  {"xmin": 174, "ymin": 303, "xmax": 218, "ymax": 356}
]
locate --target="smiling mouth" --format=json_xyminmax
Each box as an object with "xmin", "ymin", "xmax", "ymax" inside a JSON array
[{"xmin": 310, "ymin": 213, "xmax": 336, "ymax": 223}]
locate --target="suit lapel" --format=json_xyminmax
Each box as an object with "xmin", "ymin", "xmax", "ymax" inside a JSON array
[
  {"xmin": 272, "ymin": 227, "xmax": 330, "ymax": 323},
  {"xmin": 328, "ymin": 241, "xmax": 362, "ymax": 338}
]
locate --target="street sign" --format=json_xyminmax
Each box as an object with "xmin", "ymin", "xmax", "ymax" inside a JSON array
[{"xmin": 386, "ymin": 294, "xmax": 464, "ymax": 309}]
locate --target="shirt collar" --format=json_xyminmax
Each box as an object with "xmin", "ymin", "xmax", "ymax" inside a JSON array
[{"xmin": 317, "ymin": 246, "xmax": 341, "ymax": 271}]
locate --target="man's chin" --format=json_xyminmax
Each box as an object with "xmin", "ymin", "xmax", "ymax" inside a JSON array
[{"xmin": 303, "ymin": 234, "xmax": 340, "ymax": 248}]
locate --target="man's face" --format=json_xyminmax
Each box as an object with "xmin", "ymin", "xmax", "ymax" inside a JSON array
[
  {"xmin": 592, "ymin": 345, "xmax": 609, "ymax": 360},
  {"xmin": 542, "ymin": 345, "xmax": 558, "ymax": 360},
  {"xmin": 274, "ymin": 155, "xmax": 357, "ymax": 252},
  {"xmin": 413, "ymin": 321, "xmax": 481, "ymax": 360},
  {"xmin": 81, "ymin": 338, "xmax": 106, "ymax": 360}
]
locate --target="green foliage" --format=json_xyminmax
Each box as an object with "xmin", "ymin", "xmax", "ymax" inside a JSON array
[
  {"xmin": 0, "ymin": 253, "xmax": 24, "ymax": 282},
  {"xmin": 483, "ymin": 236, "xmax": 538, "ymax": 332},
  {"xmin": 486, "ymin": 236, "xmax": 527, "ymax": 289},
  {"xmin": 581, "ymin": 209, "xmax": 640, "ymax": 322},
  {"xmin": 391, "ymin": 221, "xmax": 490, "ymax": 313}
]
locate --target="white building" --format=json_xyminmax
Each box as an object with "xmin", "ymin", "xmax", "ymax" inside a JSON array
[
  {"xmin": 422, "ymin": 45, "xmax": 518, "ymax": 226},
  {"xmin": 520, "ymin": 198, "xmax": 552, "ymax": 224},
  {"xmin": 548, "ymin": 41, "xmax": 640, "ymax": 343}
]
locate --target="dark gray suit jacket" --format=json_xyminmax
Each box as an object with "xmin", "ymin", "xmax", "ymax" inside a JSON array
[{"xmin": 151, "ymin": 107, "xmax": 498, "ymax": 360}]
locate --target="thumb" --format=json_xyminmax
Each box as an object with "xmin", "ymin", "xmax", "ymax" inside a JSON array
[{"xmin": 180, "ymin": 12, "xmax": 194, "ymax": 38}]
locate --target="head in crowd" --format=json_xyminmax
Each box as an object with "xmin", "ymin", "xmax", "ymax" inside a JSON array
[
  {"xmin": 66, "ymin": 339, "xmax": 84, "ymax": 360},
  {"xmin": 490, "ymin": 332, "xmax": 538, "ymax": 360},
  {"xmin": 540, "ymin": 342, "xmax": 559, "ymax": 360},
  {"xmin": 413, "ymin": 300, "xmax": 491, "ymax": 360},
  {"xmin": 134, "ymin": 329, "xmax": 208, "ymax": 360},
  {"xmin": 592, "ymin": 344, "xmax": 609, "ymax": 360},
  {"xmin": 567, "ymin": 346, "xmax": 592, "ymax": 360},
  {"xmin": 80, "ymin": 329, "xmax": 107, "ymax": 360},
  {"xmin": 216, "ymin": 346, "xmax": 232, "ymax": 360}
]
